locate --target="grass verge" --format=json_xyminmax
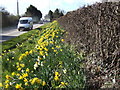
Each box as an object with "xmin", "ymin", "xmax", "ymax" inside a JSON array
[{"xmin": 1, "ymin": 21, "xmax": 85, "ymax": 89}]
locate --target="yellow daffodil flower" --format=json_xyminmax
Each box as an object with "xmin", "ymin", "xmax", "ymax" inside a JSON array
[
  {"xmin": 25, "ymin": 82, "xmax": 29, "ymax": 86},
  {"xmin": 5, "ymin": 84, "xmax": 9, "ymax": 88},
  {"xmin": 24, "ymin": 78, "xmax": 28, "ymax": 82},
  {"xmin": 26, "ymin": 68, "xmax": 30, "ymax": 72},
  {"xmin": 15, "ymin": 84, "xmax": 22, "ymax": 89},
  {"xmin": 17, "ymin": 68, "xmax": 21, "ymax": 71},
  {"xmin": 55, "ymin": 71, "xmax": 59, "ymax": 76},
  {"xmin": 20, "ymin": 64, "xmax": 25, "ymax": 68},
  {"xmin": 22, "ymin": 73, "xmax": 28, "ymax": 78},
  {"xmin": 42, "ymin": 81, "xmax": 46, "ymax": 86},
  {"xmin": 61, "ymin": 39, "xmax": 64, "ymax": 42},
  {"xmin": 6, "ymin": 75, "xmax": 10, "ymax": 79},
  {"xmin": 0, "ymin": 83, "xmax": 3, "ymax": 87},
  {"xmin": 5, "ymin": 80, "xmax": 9, "ymax": 84},
  {"xmin": 19, "ymin": 76, "xmax": 23, "ymax": 80},
  {"xmin": 12, "ymin": 72, "xmax": 15, "ymax": 76},
  {"xmin": 54, "ymin": 76, "xmax": 59, "ymax": 81}
]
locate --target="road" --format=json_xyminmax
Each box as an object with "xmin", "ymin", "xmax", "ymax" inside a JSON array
[{"xmin": 0, "ymin": 24, "xmax": 43, "ymax": 43}]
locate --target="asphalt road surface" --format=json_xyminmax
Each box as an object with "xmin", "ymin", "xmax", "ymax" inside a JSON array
[{"xmin": 0, "ymin": 24, "xmax": 44, "ymax": 43}]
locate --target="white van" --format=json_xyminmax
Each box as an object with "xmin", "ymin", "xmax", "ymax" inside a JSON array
[{"xmin": 17, "ymin": 17, "xmax": 33, "ymax": 31}]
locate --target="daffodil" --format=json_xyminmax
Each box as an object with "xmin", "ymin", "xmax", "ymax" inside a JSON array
[
  {"xmin": 56, "ymin": 36, "xmax": 58, "ymax": 38},
  {"xmin": 52, "ymin": 47, "xmax": 54, "ymax": 49},
  {"xmin": 5, "ymin": 80, "xmax": 9, "ymax": 84},
  {"xmin": 61, "ymin": 82, "xmax": 65, "ymax": 86},
  {"xmin": 5, "ymin": 84, "xmax": 9, "ymax": 88},
  {"xmin": 4, "ymin": 50, "xmax": 6, "ymax": 52},
  {"xmin": 63, "ymin": 69, "xmax": 67, "ymax": 74},
  {"xmin": 18, "ymin": 67, "xmax": 21, "ymax": 71},
  {"xmin": 7, "ymin": 58, "xmax": 9, "ymax": 61},
  {"xmin": 54, "ymin": 76, "xmax": 59, "ymax": 81},
  {"xmin": 36, "ymin": 79, "xmax": 41, "ymax": 84},
  {"xmin": 25, "ymin": 82, "xmax": 29, "ymax": 86},
  {"xmin": 44, "ymin": 47, "xmax": 48, "ymax": 51},
  {"xmin": 17, "ymin": 73, "xmax": 20, "ymax": 76},
  {"xmin": 0, "ymin": 83, "xmax": 3, "ymax": 87},
  {"xmin": 61, "ymin": 39, "xmax": 64, "ymax": 42},
  {"xmin": 22, "ymin": 73, "xmax": 28, "ymax": 78},
  {"xmin": 55, "ymin": 72, "xmax": 59, "ymax": 76},
  {"xmin": 60, "ymin": 49, "xmax": 63, "ymax": 52},
  {"xmin": 12, "ymin": 57, "xmax": 14, "ymax": 59},
  {"xmin": 25, "ymin": 51, "xmax": 29, "ymax": 55},
  {"xmin": 11, "ymin": 72, "xmax": 15, "ymax": 76},
  {"xmin": 6, "ymin": 75, "xmax": 10, "ymax": 79},
  {"xmin": 26, "ymin": 68, "xmax": 29, "ymax": 72},
  {"xmin": 34, "ymin": 62, "xmax": 39, "ymax": 70},
  {"xmin": 19, "ymin": 54, "xmax": 26, "ymax": 61},
  {"xmin": 40, "ymin": 51, "xmax": 44, "ymax": 56},
  {"xmin": 20, "ymin": 64, "xmax": 25, "ymax": 68},
  {"xmin": 29, "ymin": 50, "xmax": 33, "ymax": 54},
  {"xmin": 15, "ymin": 84, "xmax": 22, "ymax": 89},
  {"xmin": 56, "ymin": 45, "xmax": 61, "ymax": 48},
  {"xmin": 45, "ymin": 52, "xmax": 48, "ymax": 56},
  {"xmin": 37, "ymin": 56, "xmax": 42, "ymax": 61},
  {"xmin": 42, "ymin": 81, "xmax": 46, "ymax": 86},
  {"xmin": 59, "ymin": 61, "xmax": 63, "ymax": 65},
  {"xmin": 16, "ymin": 62, "xmax": 19, "ymax": 65},
  {"xmin": 24, "ymin": 78, "xmax": 28, "ymax": 82},
  {"xmin": 19, "ymin": 76, "xmax": 23, "ymax": 79},
  {"xmin": 31, "ymin": 78, "xmax": 39, "ymax": 85},
  {"xmin": 50, "ymin": 41, "xmax": 54, "ymax": 44},
  {"xmin": 54, "ymin": 50, "xmax": 57, "ymax": 52}
]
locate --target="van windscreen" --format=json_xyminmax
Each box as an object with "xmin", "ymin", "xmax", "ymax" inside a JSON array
[{"xmin": 20, "ymin": 20, "xmax": 28, "ymax": 24}]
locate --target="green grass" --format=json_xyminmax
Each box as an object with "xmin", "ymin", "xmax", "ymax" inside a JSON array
[
  {"xmin": 1, "ymin": 21, "xmax": 85, "ymax": 88},
  {"xmin": 1, "ymin": 30, "xmax": 39, "ymax": 52},
  {"xmin": 1, "ymin": 23, "xmax": 50, "ymax": 53}
]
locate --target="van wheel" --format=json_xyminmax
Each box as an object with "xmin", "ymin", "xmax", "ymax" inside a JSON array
[
  {"xmin": 18, "ymin": 29, "xmax": 20, "ymax": 31},
  {"xmin": 31, "ymin": 26, "xmax": 33, "ymax": 30}
]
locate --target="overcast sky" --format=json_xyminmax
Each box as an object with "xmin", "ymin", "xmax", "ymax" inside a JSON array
[{"xmin": 0, "ymin": 0, "xmax": 101, "ymax": 17}]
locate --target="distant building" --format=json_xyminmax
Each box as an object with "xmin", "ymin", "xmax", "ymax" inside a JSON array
[{"xmin": 102, "ymin": 0, "xmax": 120, "ymax": 2}]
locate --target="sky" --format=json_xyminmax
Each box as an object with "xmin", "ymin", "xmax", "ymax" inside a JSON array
[{"xmin": 0, "ymin": 0, "xmax": 101, "ymax": 17}]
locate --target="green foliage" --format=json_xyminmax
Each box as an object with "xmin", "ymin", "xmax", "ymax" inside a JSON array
[
  {"xmin": 45, "ymin": 9, "xmax": 64, "ymax": 22},
  {"xmin": 1, "ymin": 21, "xmax": 85, "ymax": 89},
  {"xmin": 1, "ymin": 29, "xmax": 41, "ymax": 52},
  {"xmin": 25, "ymin": 5, "xmax": 42, "ymax": 19},
  {"xmin": 48, "ymin": 10, "xmax": 53, "ymax": 22},
  {"xmin": 53, "ymin": 8, "xmax": 64, "ymax": 19},
  {"xmin": 1, "ymin": 11, "xmax": 19, "ymax": 28}
]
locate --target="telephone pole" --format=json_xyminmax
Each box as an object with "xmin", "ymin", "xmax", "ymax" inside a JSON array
[{"xmin": 17, "ymin": 0, "xmax": 19, "ymax": 16}]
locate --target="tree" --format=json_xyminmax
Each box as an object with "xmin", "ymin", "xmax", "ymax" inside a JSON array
[
  {"xmin": 0, "ymin": 7, "xmax": 19, "ymax": 28},
  {"xmin": 60, "ymin": 11, "xmax": 64, "ymax": 17},
  {"xmin": 25, "ymin": 5, "xmax": 42, "ymax": 19},
  {"xmin": 53, "ymin": 8, "xmax": 60, "ymax": 18},
  {"xmin": 45, "ymin": 9, "xmax": 64, "ymax": 22},
  {"xmin": 48, "ymin": 10, "xmax": 53, "ymax": 22},
  {"xmin": 53, "ymin": 8, "xmax": 64, "ymax": 19}
]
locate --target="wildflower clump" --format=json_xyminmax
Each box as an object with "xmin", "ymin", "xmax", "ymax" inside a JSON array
[{"xmin": 2, "ymin": 20, "xmax": 85, "ymax": 89}]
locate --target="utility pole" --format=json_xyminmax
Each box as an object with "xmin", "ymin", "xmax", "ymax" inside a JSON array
[{"xmin": 17, "ymin": 0, "xmax": 19, "ymax": 16}]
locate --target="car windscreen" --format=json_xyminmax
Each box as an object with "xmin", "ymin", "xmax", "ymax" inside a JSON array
[{"xmin": 20, "ymin": 20, "xmax": 28, "ymax": 24}]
